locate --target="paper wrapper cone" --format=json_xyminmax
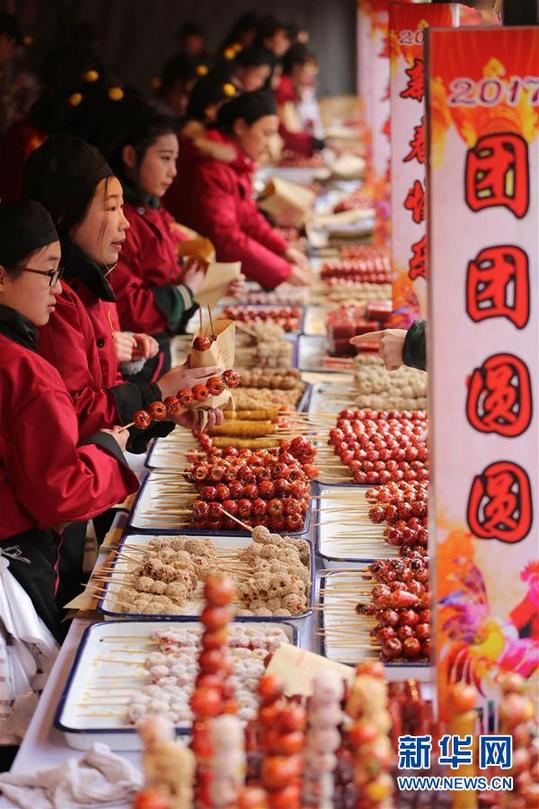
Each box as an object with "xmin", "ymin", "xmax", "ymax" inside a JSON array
[
  {"xmin": 195, "ymin": 261, "xmax": 242, "ymax": 309},
  {"xmin": 258, "ymin": 177, "xmax": 315, "ymax": 228},
  {"xmin": 178, "ymin": 236, "xmax": 216, "ymax": 263},
  {"xmin": 189, "ymin": 319, "xmax": 236, "ymax": 430}
]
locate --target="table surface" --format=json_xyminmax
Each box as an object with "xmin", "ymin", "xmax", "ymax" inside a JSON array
[
  {"xmin": 1, "ymin": 291, "xmax": 430, "ymax": 806},
  {"xmin": 1, "ymin": 510, "xmax": 316, "ymax": 809}
]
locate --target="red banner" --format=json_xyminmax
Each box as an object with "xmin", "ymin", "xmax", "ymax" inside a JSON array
[{"xmin": 427, "ymin": 25, "xmax": 539, "ymax": 718}]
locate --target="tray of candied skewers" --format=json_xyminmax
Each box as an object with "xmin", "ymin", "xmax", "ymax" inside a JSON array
[
  {"xmin": 97, "ymin": 529, "xmax": 313, "ymax": 622},
  {"xmin": 130, "ymin": 436, "xmax": 317, "ymax": 537},
  {"xmin": 54, "ymin": 619, "xmax": 297, "ymax": 750},
  {"xmin": 317, "ymin": 555, "xmax": 431, "ymax": 678},
  {"xmin": 315, "ymin": 479, "xmax": 429, "ymax": 566}
]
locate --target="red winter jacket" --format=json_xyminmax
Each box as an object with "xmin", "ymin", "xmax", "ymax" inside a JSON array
[
  {"xmin": 163, "ymin": 134, "xmax": 199, "ymax": 227},
  {"xmin": 0, "ymin": 306, "xmax": 138, "ymax": 539},
  {"xmin": 176, "ymin": 131, "xmax": 292, "ymax": 289},
  {"xmin": 276, "ymin": 75, "xmax": 316, "ymax": 157},
  {"xmin": 38, "ymin": 240, "xmax": 174, "ymax": 451},
  {"xmin": 111, "ymin": 199, "xmax": 195, "ymax": 336}
]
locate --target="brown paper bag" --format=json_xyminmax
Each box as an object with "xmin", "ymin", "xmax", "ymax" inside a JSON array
[
  {"xmin": 258, "ymin": 177, "xmax": 315, "ymax": 228},
  {"xmin": 177, "ymin": 236, "xmax": 216, "ymax": 263},
  {"xmin": 189, "ymin": 319, "xmax": 236, "ymax": 430},
  {"xmin": 266, "ymin": 644, "xmax": 354, "ymax": 697},
  {"xmin": 195, "ymin": 261, "xmax": 242, "ymax": 309}
]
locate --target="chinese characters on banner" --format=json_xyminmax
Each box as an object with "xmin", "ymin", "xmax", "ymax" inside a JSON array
[
  {"xmin": 426, "ymin": 26, "xmax": 539, "ymax": 718},
  {"xmin": 389, "ymin": 3, "xmax": 451, "ymax": 324},
  {"xmin": 357, "ymin": 0, "xmax": 416, "ymax": 246},
  {"xmin": 389, "ymin": 3, "xmax": 494, "ymax": 327}
]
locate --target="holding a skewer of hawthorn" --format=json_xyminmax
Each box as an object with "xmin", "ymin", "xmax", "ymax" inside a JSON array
[{"xmin": 130, "ymin": 309, "xmax": 240, "ymax": 435}]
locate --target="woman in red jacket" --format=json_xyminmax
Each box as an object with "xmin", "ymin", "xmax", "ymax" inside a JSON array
[
  {"xmin": 277, "ymin": 44, "xmax": 325, "ymax": 157},
  {"xmin": 22, "ymin": 136, "xmax": 223, "ymax": 590},
  {"xmin": 0, "ymin": 199, "xmax": 138, "ymax": 639},
  {"xmin": 23, "ymin": 134, "xmax": 223, "ymax": 445},
  {"xmin": 99, "ymin": 100, "xmax": 245, "ymax": 381},
  {"xmin": 182, "ymin": 89, "xmax": 309, "ymax": 289},
  {"xmin": 98, "ymin": 101, "xmax": 206, "ymax": 381}
]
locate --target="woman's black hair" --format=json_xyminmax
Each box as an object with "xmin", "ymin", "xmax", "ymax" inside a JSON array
[
  {"xmin": 235, "ymin": 46, "xmax": 276, "ymax": 70},
  {"xmin": 22, "ymin": 135, "xmax": 113, "ymax": 236},
  {"xmin": 176, "ymin": 21, "xmax": 204, "ymax": 40},
  {"xmin": 97, "ymin": 99, "xmax": 178, "ymax": 181},
  {"xmin": 216, "ymin": 88, "xmax": 276, "ymax": 132},
  {"xmin": 186, "ymin": 70, "xmax": 237, "ymax": 122},
  {"xmin": 254, "ymin": 15, "xmax": 288, "ymax": 47},
  {"xmin": 282, "ymin": 43, "xmax": 314, "ymax": 76},
  {"xmin": 159, "ymin": 54, "xmax": 198, "ymax": 98},
  {"xmin": 220, "ymin": 11, "xmax": 260, "ymax": 51}
]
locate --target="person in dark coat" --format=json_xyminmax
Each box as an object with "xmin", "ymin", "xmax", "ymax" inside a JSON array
[
  {"xmin": 0, "ymin": 200, "xmax": 138, "ymax": 639},
  {"xmin": 155, "ymin": 53, "xmax": 198, "ymax": 118}
]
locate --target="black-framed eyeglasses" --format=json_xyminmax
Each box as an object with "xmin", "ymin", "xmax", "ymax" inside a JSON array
[{"xmin": 12, "ymin": 265, "xmax": 64, "ymax": 287}]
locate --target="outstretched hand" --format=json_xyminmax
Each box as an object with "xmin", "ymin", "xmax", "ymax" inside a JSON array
[{"xmin": 351, "ymin": 329, "xmax": 407, "ymax": 371}]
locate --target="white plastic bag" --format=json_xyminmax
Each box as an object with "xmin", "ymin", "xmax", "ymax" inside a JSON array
[{"xmin": 0, "ymin": 556, "xmax": 58, "ymax": 745}]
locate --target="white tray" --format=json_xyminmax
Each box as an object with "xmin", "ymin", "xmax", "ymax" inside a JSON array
[
  {"xmin": 318, "ymin": 571, "xmax": 430, "ymax": 681},
  {"xmin": 129, "ymin": 472, "xmax": 312, "ymax": 537},
  {"xmin": 303, "ymin": 305, "xmax": 332, "ymax": 337},
  {"xmin": 308, "ymin": 381, "xmax": 355, "ymax": 416},
  {"xmin": 128, "ymin": 472, "xmax": 193, "ymax": 532},
  {"xmin": 298, "ymin": 335, "xmax": 341, "ymax": 373},
  {"xmin": 316, "ymin": 486, "xmax": 398, "ymax": 567},
  {"xmin": 255, "ymin": 166, "xmax": 326, "ymax": 186},
  {"xmin": 55, "ymin": 620, "xmax": 297, "ymax": 751},
  {"xmin": 100, "ymin": 533, "xmax": 313, "ymax": 621},
  {"xmin": 145, "ymin": 428, "xmax": 198, "ymax": 470}
]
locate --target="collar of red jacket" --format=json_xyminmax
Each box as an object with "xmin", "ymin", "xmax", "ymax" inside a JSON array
[
  {"xmin": 204, "ymin": 128, "xmax": 254, "ymax": 175},
  {"xmin": 61, "ymin": 237, "xmax": 116, "ymax": 303},
  {"xmin": 0, "ymin": 304, "xmax": 38, "ymax": 351}
]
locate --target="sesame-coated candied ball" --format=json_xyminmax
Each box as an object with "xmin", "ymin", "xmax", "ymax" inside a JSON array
[
  {"xmin": 136, "ymin": 576, "xmax": 156, "ymax": 593},
  {"xmin": 165, "ymin": 582, "xmax": 189, "ymax": 604}
]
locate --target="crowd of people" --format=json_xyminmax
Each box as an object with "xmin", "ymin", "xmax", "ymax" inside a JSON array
[{"xmin": 0, "ymin": 11, "xmax": 326, "ymax": 640}]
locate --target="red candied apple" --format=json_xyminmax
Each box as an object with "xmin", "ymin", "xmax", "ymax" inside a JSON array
[
  {"xmin": 193, "ymin": 335, "xmax": 213, "ymax": 351},
  {"xmin": 133, "ymin": 409, "xmax": 152, "ymax": 429},
  {"xmin": 192, "ymin": 384, "xmax": 210, "ymax": 402},
  {"xmin": 204, "ymin": 576, "xmax": 235, "ymax": 606},
  {"xmin": 133, "ymin": 789, "xmax": 170, "ymax": 809},
  {"xmin": 190, "ymin": 685, "xmax": 222, "ymax": 718},
  {"xmin": 200, "ymin": 606, "xmax": 232, "ymax": 630}
]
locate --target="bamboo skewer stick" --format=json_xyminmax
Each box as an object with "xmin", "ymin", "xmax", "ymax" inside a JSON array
[{"xmin": 219, "ymin": 508, "xmax": 253, "ymax": 533}]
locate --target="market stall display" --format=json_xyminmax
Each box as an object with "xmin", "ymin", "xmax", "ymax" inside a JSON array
[
  {"xmin": 221, "ymin": 305, "xmax": 303, "ymax": 333},
  {"xmin": 98, "ymin": 529, "xmax": 312, "ymax": 619},
  {"xmin": 53, "ymin": 619, "xmax": 296, "ymax": 751},
  {"xmin": 235, "ymin": 324, "xmax": 295, "ymax": 371},
  {"xmin": 241, "ymin": 284, "xmax": 310, "ymax": 307},
  {"xmin": 321, "ymin": 409, "xmax": 428, "ymax": 485},
  {"xmin": 9, "ymin": 18, "xmax": 539, "ymax": 806}
]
